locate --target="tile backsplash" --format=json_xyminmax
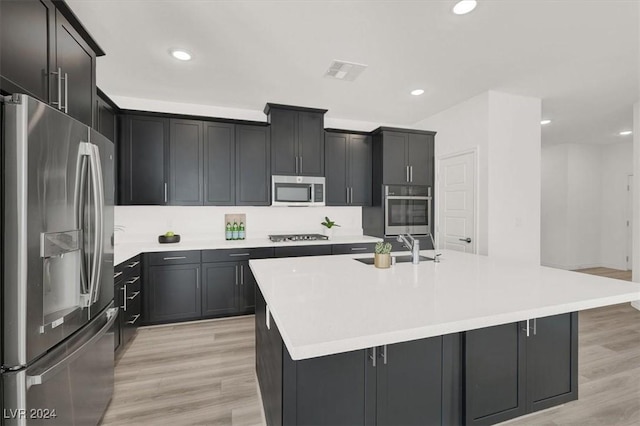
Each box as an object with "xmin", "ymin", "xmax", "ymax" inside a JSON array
[{"xmin": 115, "ymin": 206, "xmax": 363, "ymax": 243}]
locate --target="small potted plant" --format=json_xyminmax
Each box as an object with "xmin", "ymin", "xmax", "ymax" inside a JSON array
[
  {"xmin": 320, "ymin": 216, "xmax": 340, "ymax": 239},
  {"xmin": 374, "ymin": 242, "xmax": 393, "ymax": 269}
]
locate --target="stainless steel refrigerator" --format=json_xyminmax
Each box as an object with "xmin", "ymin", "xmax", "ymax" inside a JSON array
[{"xmin": 1, "ymin": 94, "xmax": 116, "ymax": 425}]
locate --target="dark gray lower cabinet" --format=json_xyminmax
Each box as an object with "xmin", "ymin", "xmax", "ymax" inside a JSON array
[
  {"xmin": 376, "ymin": 338, "xmax": 443, "ymax": 426},
  {"xmin": 202, "ymin": 261, "xmax": 255, "ymax": 317},
  {"xmin": 464, "ymin": 313, "xmax": 578, "ymax": 425},
  {"xmin": 146, "ymin": 263, "xmax": 201, "ymax": 323},
  {"xmin": 256, "ymin": 287, "xmax": 454, "ymax": 426},
  {"xmin": 274, "ymin": 245, "xmax": 332, "ymax": 258}
]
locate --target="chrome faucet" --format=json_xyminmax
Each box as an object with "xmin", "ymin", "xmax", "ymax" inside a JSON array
[{"xmin": 397, "ymin": 234, "xmax": 421, "ymax": 264}]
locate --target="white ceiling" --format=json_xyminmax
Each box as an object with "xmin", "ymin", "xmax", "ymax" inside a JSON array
[{"xmin": 67, "ymin": 0, "xmax": 639, "ymax": 146}]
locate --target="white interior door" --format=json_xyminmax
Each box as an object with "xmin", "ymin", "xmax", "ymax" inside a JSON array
[
  {"xmin": 627, "ymin": 174, "xmax": 633, "ymax": 271},
  {"xmin": 438, "ymin": 151, "xmax": 476, "ymax": 253}
]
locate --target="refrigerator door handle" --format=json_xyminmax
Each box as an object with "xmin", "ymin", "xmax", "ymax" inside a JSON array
[
  {"xmin": 89, "ymin": 143, "xmax": 105, "ymax": 304},
  {"xmin": 26, "ymin": 307, "xmax": 118, "ymax": 389},
  {"xmin": 74, "ymin": 152, "xmax": 90, "ymax": 295}
]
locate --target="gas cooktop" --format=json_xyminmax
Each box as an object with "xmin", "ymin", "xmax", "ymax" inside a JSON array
[{"xmin": 268, "ymin": 234, "xmax": 329, "ymax": 243}]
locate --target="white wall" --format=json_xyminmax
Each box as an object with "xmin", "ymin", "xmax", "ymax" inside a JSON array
[
  {"xmin": 487, "ymin": 92, "xmax": 541, "ymax": 264},
  {"xmin": 541, "ymin": 142, "xmax": 633, "ymax": 270},
  {"xmin": 114, "ymin": 205, "xmax": 363, "ymax": 243},
  {"xmin": 414, "ymin": 91, "xmax": 541, "ymax": 264},
  {"xmin": 633, "ymin": 102, "xmax": 640, "ymax": 310},
  {"xmin": 541, "ymin": 144, "xmax": 569, "ymax": 267},
  {"xmin": 566, "ymin": 144, "xmax": 602, "ymax": 268},
  {"xmin": 600, "ymin": 142, "xmax": 634, "ymax": 269}
]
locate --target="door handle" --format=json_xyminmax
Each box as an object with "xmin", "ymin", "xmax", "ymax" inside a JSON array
[
  {"xmin": 63, "ymin": 72, "xmax": 68, "ymax": 113},
  {"xmin": 51, "ymin": 67, "xmax": 63, "ymax": 110},
  {"xmin": 410, "ymin": 166, "xmax": 413, "ymax": 182},
  {"xmin": 459, "ymin": 238, "xmax": 472, "ymax": 243},
  {"xmin": 406, "ymin": 166, "xmax": 409, "ymax": 182},
  {"xmin": 299, "ymin": 156, "xmax": 303, "ymax": 174},
  {"xmin": 346, "ymin": 187, "xmax": 349, "ymax": 204},
  {"xmin": 127, "ymin": 291, "xmax": 140, "ymax": 300},
  {"xmin": 369, "ymin": 347, "xmax": 377, "ymax": 367},
  {"xmin": 350, "ymin": 187, "xmax": 353, "ymax": 204},
  {"xmin": 164, "ymin": 183, "xmax": 168, "ymax": 203},
  {"xmin": 235, "ymin": 265, "xmax": 239, "ymax": 285},
  {"xmin": 163, "ymin": 256, "xmax": 186, "ymax": 260},
  {"xmin": 240, "ymin": 264, "xmax": 244, "ymax": 285}
]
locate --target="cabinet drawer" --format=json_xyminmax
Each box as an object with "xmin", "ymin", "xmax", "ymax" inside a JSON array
[
  {"xmin": 147, "ymin": 250, "xmax": 201, "ymax": 266},
  {"xmin": 273, "ymin": 245, "xmax": 332, "ymax": 258},
  {"xmin": 202, "ymin": 247, "xmax": 274, "ymax": 263},
  {"xmin": 331, "ymin": 243, "xmax": 377, "ymax": 255},
  {"xmin": 122, "ymin": 256, "xmax": 141, "ymax": 277}
]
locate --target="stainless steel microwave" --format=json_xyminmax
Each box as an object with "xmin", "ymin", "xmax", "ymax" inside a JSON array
[
  {"xmin": 384, "ymin": 185, "xmax": 432, "ymax": 235},
  {"xmin": 272, "ymin": 175, "xmax": 325, "ymax": 206}
]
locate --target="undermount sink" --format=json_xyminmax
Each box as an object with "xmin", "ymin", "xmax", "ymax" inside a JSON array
[{"xmin": 354, "ymin": 255, "xmax": 433, "ymax": 265}]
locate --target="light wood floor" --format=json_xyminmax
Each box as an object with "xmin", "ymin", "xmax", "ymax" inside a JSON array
[
  {"xmin": 103, "ymin": 269, "xmax": 639, "ymax": 426},
  {"xmin": 574, "ymin": 267, "xmax": 632, "ymax": 282}
]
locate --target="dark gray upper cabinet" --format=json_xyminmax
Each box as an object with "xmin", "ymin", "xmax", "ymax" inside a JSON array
[
  {"xmin": 169, "ymin": 119, "xmax": 204, "ymax": 205},
  {"xmin": 373, "ymin": 128, "xmax": 435, "ymax": 186},
  {"xmin": 55, "ymin": 9, "xmax": 96, "ymax": 127},
  {"xmin": 0, "ymin": 0, "xmax": 102, "ymax": 127},
  {"xmin": 119, "ymin": 114, "xmax": 169, "ymax": 205},
  {"xmin": 265, "ymin": 104, "xmax": 327, "ymax": 176},
  {"xmin": 325, "ymin": 131, "xmax": 372, "ymax": 206},
  {"xmin": 204, "ymin": 122, "xmax": 235, "ymax": 205},
  {"xmin": 236, "ymin": 124, "xmax": 270, "ymax": 205},
  {"xmin": 96, "ymin": 94, "xmax": 116, "ymax": 143},
  {"xmin": 0, "ymin": 0, "xmax": 55, "ymax": 102}
]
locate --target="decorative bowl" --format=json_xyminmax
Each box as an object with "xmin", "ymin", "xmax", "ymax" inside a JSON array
[{"xmin": 158, "ymin": 234, "xmax": 181, "ymax": 244}]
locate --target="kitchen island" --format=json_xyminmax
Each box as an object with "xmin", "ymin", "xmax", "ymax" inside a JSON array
[{"xmin": 249, "ymin": 250, "xmax": 640, "ymax": 426}]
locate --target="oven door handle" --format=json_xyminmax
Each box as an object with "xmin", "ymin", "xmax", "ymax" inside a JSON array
[{"xmin": 385, "ymin": 195, "xmax": 430, "ymax": 200}]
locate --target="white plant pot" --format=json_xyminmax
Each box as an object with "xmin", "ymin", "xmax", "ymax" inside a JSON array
[{"xmin": 322, "ymin": 227, "xmax": 333, "ymax": 239}]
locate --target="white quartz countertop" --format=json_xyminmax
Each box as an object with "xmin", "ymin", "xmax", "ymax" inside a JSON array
[
  {"xmin": 249, "ymin": 250, "xmax": 640, "ymax": 360},
  {"xmin": 114, "ymin": 235, "xmax": 382, "ymax": 265}
]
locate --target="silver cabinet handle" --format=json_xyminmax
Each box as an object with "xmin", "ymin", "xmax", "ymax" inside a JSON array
[
  {"xmin": 122, "ymin": 285, "xmax": 127, "ymax": 312},
  {"xmin": 125, "ymin": 276, "xmax": 140, "ymax": 284},
  {"xmin": 295, "ymin": 156, "xmax": 299, "ymax": 174},
  {"xmin": 350, "ymin": 187, "xmax": 353, "ymax": 204},
  {"xmin": 196, "ymin": 268, "xmax": 199, "ymax": 289},
  {"xmin": 351, "ymin": 247, "xmax": 367, "ymax": 251},
  {"xmin": 523, "ymin": 319, "xmax": 530, "ymax": 337},
  {"xmin": 63, "ymin": 72, "xmax": 68, "ymax": 113},
  {"xmin": 51, "ymin": 67, "xmax": 62, "ymax": 109},
  {"xmin": 533, "ymin": 318, "xmax": 537, "ymax": 336},
  {"xmin": 127, "ymin": 261, "xmax": 140, "ymax": 268},
  {"xmin": 163, "ymin": 256, "xmax": 186, "ymax": 260},
  {"xmin": 382, "ymin": 345, "xmax": 387, "ymax": 365},
  {"xmin": 406, "ymin": 166, "xmax": 410, "ymax": 182},
  {"xmin": 369, "ymin": 347, "xmax": 377, "ymax": 367},
  {"xmin": 240, "ymin": 265, "xmax": 244, "ymax": 285},
  {"xmin": 346, "ymin": 187, "xmax": 349, "ymax": 204},
  {"xmin": 299, "ymin": 156, "xmax": 302, "ymax": 174},
  {"xmin": 229, "ymin": 253, "xmax": 250, "ymax": 257},
  {"xmin": 127, "ymin": 291, "xmax": 140, "ymax": 300},
  {"xmin": 410, "ymin": 166, "xmax": 413, "ymax": 182},
  {"xmin": 126, "ymin": 314, "xmax": 141, "ymax": 325},
  {"xmin": 235, "ymin": 265, "xmax": 239, "ymax": 286},
  {"xmin": 164, "ymin": 183, "xmax": 168, "ymax": 203},
  {"xmin": 114, "ymin": 271, "xmax": 123, "ymax": 279}
]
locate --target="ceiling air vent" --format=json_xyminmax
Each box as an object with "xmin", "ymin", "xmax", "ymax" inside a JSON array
[{"xmin": 325, "ymin": 60, "xmax": 367, "ymax": 82}]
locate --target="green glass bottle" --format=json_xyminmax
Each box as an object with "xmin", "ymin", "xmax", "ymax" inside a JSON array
[
  {"xmin": 232, "ymin": 221, "xmax": 239, "ymax": 240},
  {"xmin": 239, "ymin": 222, "xmax": 245, "ymax": 240},
  {"xmin": 225, "ymin": 222, "xmax": 232, "ymax": 240}
]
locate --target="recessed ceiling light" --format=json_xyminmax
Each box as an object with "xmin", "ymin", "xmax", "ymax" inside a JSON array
[
  {"xmin": 170, "ymin": 49, "xmax": 192, "ymax": 61},
  {"xmin": 540, "ymin": 119, "xmax": 552, "ymax": 125},
  {"xmin": 453, "ymin": 0, "xmax": 477, "ymax": 15},
  {"xmin": 411, "ymin": 89, "xmax": 425, "ymax": 96},
  {"xmin": 619, "ymin": 130, "xmax": 632, "ymax": 136}
]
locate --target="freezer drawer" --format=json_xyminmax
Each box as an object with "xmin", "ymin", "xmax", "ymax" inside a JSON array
[{"xmin": 2, "ymin": 304, "xmax": 117, "ymax": 426}]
